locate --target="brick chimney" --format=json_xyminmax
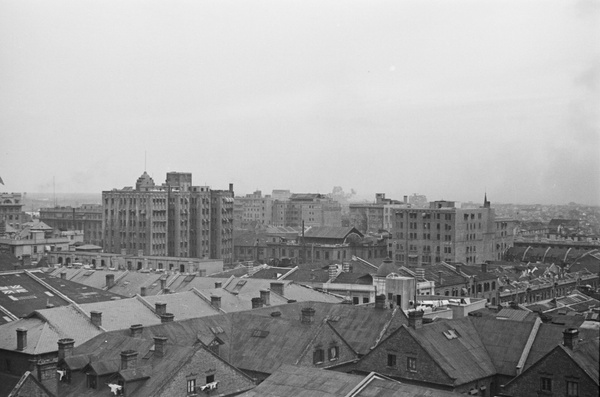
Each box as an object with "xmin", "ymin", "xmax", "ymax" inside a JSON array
[
  {"xmin": 270, "ymin": 282, "xmax": 284, "ymax": 296},
  {"xmin": 105, "ymin": 274, "xmax": 115, "ymax": 288},
  {"xmin": 342, "ymin": 262, "xmax": 350, "ymax": 273},
  {"xmin": 251, "ymin": 297, "xmax": 263, "ymax": 309},
  {"xmin": 140, "ymin": 286, "xmax": 147, "ymax": 296},
  {"xmin": 160, "ymin": 278, "xmax": 166, "ymax": 291},
  {"xmin": 90, "ymin": 311, "xmax": 102, "ymax": 327},
  {"xmin": 438, "ymin": 271, "xmax": 443, "ymax": 286},
  {"xmin": 301, "ymin": 307, "xmax": 315, "ymax": 324},
  {"xmin": 16, "ymin": 328, "xmax": 27, "ymax": 351},
  {"xmin": 130, "ymin": 324, "xmax": 143, "ymax": 338},
  {"xmin": 375, "ymin": 294, "xmax": 386, "ymax": 309},
  {"xmin": 211, "ymin": 296, "xmax": 221, "ymax": 310},
  {"xmin": 160, "ymin": 313, "xmax": 174, "ymax": 323},
  {"xmin": 154, "ymin": 336, "xmax": 167, "ymax": 358},
  {"xmin": 120, "ymin": 350, "xmax": 138, "ymax": 370},
  {"xmin": 455, "ymin": 264, "xmax": 462, "ymax": 274},
  {"xmin": 60, "ymin": 272, "xmax": 67, "ymax": 279},
  {"xmin": 57, "ymin": 338, "xmax": 75, "ymax": 359},
  {"xmin": 155, "ymin": 302, "xmax": 167, "ymax": 316},
  {"xmin": 481, "ymin": 263, "xmax": 488, "ymax": 273},
  {"xmin": 408, "ymin": 310, "xmax": 424, "ymax": 329},
  {"xmin": 260, "ymin": 290, "xmax": 270, "ymax": 306},
  {"xmin": 214, "ymin": 281, "xmax": 222, "ymax": 289},
  {"xmin": 563, "ymin": 328, "xmax": 579, "ymax": 350}
]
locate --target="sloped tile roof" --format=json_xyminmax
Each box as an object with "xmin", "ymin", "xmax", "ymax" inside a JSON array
[
  {"xmin": 406, "ymin": 318, "xmax": 497, "ymax": 385},
  {"xmin": 140, "ymin": 291, "xmax": 221, "ymax": 320},
  {"xmin": 304, "ymin": 226, "xmax": 363, "ymax": 240},
  {"xmin": 562, "ymin": 337, "xmax": 599, "ymax": 385},
  {"xmin": 0, "ymin": 271, "xmax": 70, "ymax": 317},
  {"xmin": 470, "ymin": 316, "xmax": 536, "ymax": 376},
  {"xmin": 80, "ymin": 297, "xmax": 161, "ymax": 330}
]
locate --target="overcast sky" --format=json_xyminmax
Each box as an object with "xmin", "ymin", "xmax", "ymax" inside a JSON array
[{"xmin": 1, "ymin": 0, "xmax": 598, "ymax": 205}]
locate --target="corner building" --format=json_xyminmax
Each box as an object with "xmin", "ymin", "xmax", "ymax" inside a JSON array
[
  {"xmin": 102, "ymin": 172, "xmax": 233, "ymax": 264},
  {"xmin": 392, "ymin": 197, "xmax": 505, "ymax": 267}
]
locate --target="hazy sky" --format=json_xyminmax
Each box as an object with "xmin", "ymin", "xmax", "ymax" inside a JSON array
[{"xmin": 1, "ymin": 0, "xmax": 599, "ymax": 205}]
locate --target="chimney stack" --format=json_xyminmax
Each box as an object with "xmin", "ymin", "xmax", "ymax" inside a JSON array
[
  {"xmin": 90, "ymin": 311, "xmax": 102, "ymax": 327},
  {"xmin": 404, "ymin": 195, "xmax": 408, "ymax": 204},
  {"xmin": 211, "ymin": 296, "xmax": 222, "ymax": 310},
  {"xmin": 60, "ymin": 272, "xmax": 67, "ymax": 279},
  {"xmin": 130, "ymin": 324, "xmax": 143, "ymax": 338},
  {"xmin": 455, "ymin": 264, "xmax": 462, "ymax": 274},
  {"xmin": 57, "ymin": 338, "xmax": 75, "ymax": 359},
  {"xmin": 270, "ymin": 282, "xmax": 284, "ymax": 296},
  {"xmin": 16, "ymin": 328, "xmax": 27, "ymax": 351},
  {"xmin": 105, "ymin": 274, "xmax": 115, "ymax": 288},
  {"xmin": 260, "ymin": 290, "xmax": 271, "ymax": 306},
  {"xmin": 301, "ymin": 307, "xmax": 315, "ymax": 324},
  {"xmin": 251, "ymin": 297, "xmax": 263, "ymax": 309},
  {"xmin": 229, "ymin": 183, "xmax": 234, "ymax": 193},
  {"xmin": 160, "ymin": 313, "xmax": 174, "ymax": 323},
  {"xmin": 563, "ymin": 328, "xmax": 579, "ymax": 350},
  {"xmin": 438, "ymin": 271, "xmax": 443, "ymax": 286},
  {"xmin": 153, "ymin": 336, "xmax": 167, "ymax": 357},
  {"xmin": 408, "ymin": 310, "xmax": 424, "ymax": 329},
  {"xmin": 375, "ymin": 294, "xmax": 386, "ymax": 309},
  {"xmin": 140, "ymin": 286, "xmax": 147, "ymax": 296},
  {"xmin": 155, "ymin": 302, "xmax": 167, "ymax": 316},
  {"xmin": 120, "ymin": 350, "xmax": 138, "ymax": 370},
  {"xmin": 214, "ymin": 282, "xmax": 222, "ymax": 289},
  {"xmin": 481, "ymin": 263, "xmax": 488, "ymax": 273},
  {"xmin": 160, "ymin": 278, "xmax": 166, "ymax": 291}
]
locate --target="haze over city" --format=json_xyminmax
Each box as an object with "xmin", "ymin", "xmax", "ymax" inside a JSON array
[{"xmin": 1, "ymin": 0, "xmax": 599, "ymax": 205}]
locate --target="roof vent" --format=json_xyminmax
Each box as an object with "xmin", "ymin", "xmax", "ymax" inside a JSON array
[{"xmin": 270, "ymin": 311, "xmax": 281, "ymax": 317}]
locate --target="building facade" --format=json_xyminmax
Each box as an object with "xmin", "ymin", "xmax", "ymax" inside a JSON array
[
  {"xmin": 39, "ymin": 204, "xmax": 103, "ymax": 247},
  {"xmin": 233, "ymin": 190, "xmax": 274, "ymax": 229},
  {"xmin": 271, "ymin": 194, "xmax": 342, "ymax": 228},
  {"xmin": 391, "ymin": 198, "xmax": 508, "ymax": 267},
  {"xmin": 0, "ymin": 192, "xmax": 23, "ymax": 231},
  {"xmin": 349, "ymin": 193, "xmax": 409, "ymax": 233},
  {"xmin": 102, "ymin": 172, "xmax": 234, "ymax": 264}
]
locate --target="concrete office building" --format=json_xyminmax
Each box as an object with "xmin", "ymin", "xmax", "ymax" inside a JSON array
[
  {"xmin": 102, "ymin": 172, "xmax": 234, "ymax": 264},
  {"xmin": 391, "ymin": 196, "xmax": 509, "ymax": 267}
]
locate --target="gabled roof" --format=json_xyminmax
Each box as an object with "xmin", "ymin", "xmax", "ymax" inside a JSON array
[
  {"xmin": 404, "ymin": 318, "xmax": 497, "ymax": 385},
  {"xmin": 304, "ymin": 226, "xmax": 363, "ymax": 240},
  {"xmin": 561, "ymin": 337, "xmax": 599, "ymax": 385},
  {"xmin": 470, "ymin": 316, "xmax": 537, "ymax": 376},
  {"xmin": 238, "ymin": 364, "xmax": 465, "ymax": 397},
  {"xmin": 0, "ymin": 271, "xmax": 71, "ymax": 317},
  {"xmin": 79, "ymin": 297, "xmax": 161, "ymax": 331},
  {"xmin": 140, "ymin": 291, "xmax": 221, "ymax": 319}
]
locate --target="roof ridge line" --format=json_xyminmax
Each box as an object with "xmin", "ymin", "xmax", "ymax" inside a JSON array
[
  {"xmin": 135, "ymin": 295, "xmax": 162, "ymax": 318},
  {"xmin": 190, "ymin": 288, "xmax": 226, "ymax": 314}
]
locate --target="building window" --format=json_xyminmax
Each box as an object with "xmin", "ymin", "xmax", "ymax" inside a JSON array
[
  {"xmin": 540, "ymin": 377, "xmax": 552, "ymax": 392},
  {"xmin": 328, "ymin": 346, "xmax": 339, "ymax": 361},
  {"xmin": 313, "ymin": 349, "xmax": 325, "ymax": 364},
  {"xmin": 566, "ymin": 381, "xmax": 579, "ymax": 397},
  {"xmin": 206, "ymin": 374, "xmax": 215, "ymax": 384},
  {"xmin": 187, "ymin": 379, "xmax": 196, "ymax": 394},
  {"xmin": 407, "ymin": 357, "xmax": 417, "ymax": 372},
  {"xmin": 387, "ymin": 354, "xmax": 397, "ymax": 367}
]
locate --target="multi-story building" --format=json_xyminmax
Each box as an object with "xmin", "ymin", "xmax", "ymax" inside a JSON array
[
  {"xmin": 349, "ymin": 193, "xmax": 409, "ymax": 233},
  {"xmin": 0, "ymin": 192, "xmax": 23, "ymax": 232},
  {"xmin": 39, "ymin": 204, "xmax": 103, "ymax": 246},
  {"xmin": 102, "ymin": 171, "xmax": 234, "ymax": 264},
  {"xmin": 391, "ymin": 196, "xmax": 507, "ymax": 267},
  {"xmin": 233, "ymin": 190, "xmax": 274, "ymax": 229},
  {"xmin": 272, "ymin": 194, "xmax": 342, "ymax": 228}
]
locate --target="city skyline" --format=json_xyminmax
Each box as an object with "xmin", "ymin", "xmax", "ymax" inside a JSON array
[{"xmin": 1, "ymin": 0, "xmax": 598, "ymax": 206}]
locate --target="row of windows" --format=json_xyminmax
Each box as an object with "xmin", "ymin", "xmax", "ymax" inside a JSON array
[
  {"xmin": 387, "ymin": 354, "xmax": 417, "ymax": 372},
  {"xmin": 313, "ymin": 346, "xmax": 339, "ymax": 364},
  {"xmin": 540, "ymin": 377, "xmax": 579, "ymax": 396}
]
